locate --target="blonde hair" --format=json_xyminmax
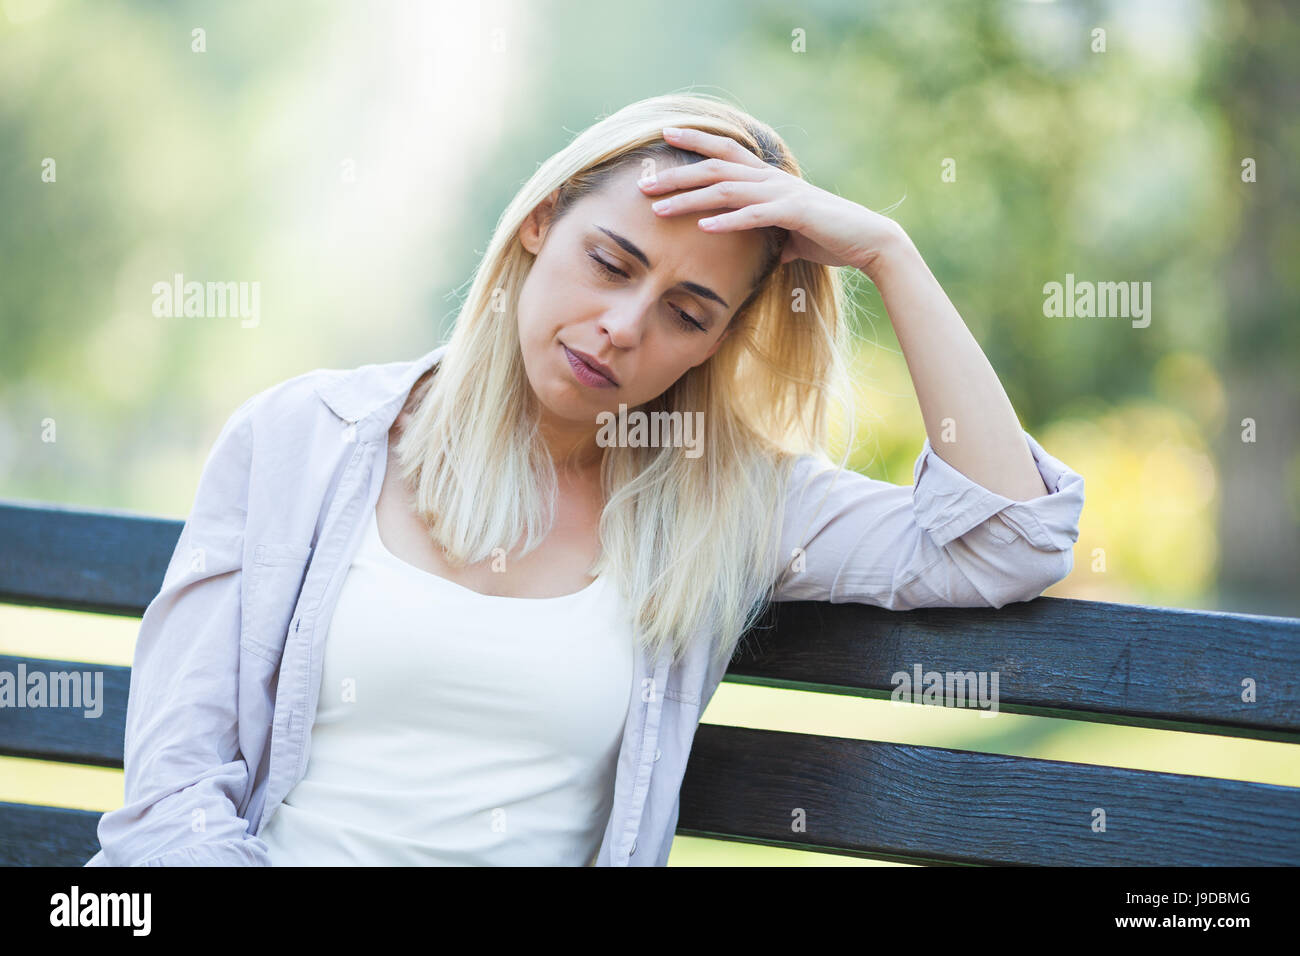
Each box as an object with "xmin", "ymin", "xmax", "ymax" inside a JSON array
[{"xmin": 394, "ymin": 91, "xmax": 855, "ymax": 670}]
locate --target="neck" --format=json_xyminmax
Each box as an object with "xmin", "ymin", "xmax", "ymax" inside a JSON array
[{"xmin": 535, "ymin": 409, "xmax": 604, "ymax": 474}]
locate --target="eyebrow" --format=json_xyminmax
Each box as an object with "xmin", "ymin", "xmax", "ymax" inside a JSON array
[{"xmin": 594, "ymin": 225, "xmax": 730, "ymax": 309}]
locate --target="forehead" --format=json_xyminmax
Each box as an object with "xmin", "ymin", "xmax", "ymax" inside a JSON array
[{"xmin": 572, "ymin": 163, "xmax": 768, "ymax": 296}]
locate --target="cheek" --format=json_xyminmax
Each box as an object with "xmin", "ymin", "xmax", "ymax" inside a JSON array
[
  {"xmin": 519, "ymin": 263, "xmax": 591, "ymax": 335},
  {"xmin": 516, "ymin": 269, "xmax": 547, "ymax": 330}
]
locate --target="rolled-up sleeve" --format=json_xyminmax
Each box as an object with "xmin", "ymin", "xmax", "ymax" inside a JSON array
[
  {"xmin": 85, "ymin": 394, "xmax": 272, "ymax": 866},
  {"xmin": 773, "ymin": 429, "xmax": 1085, "ymax": 610}
]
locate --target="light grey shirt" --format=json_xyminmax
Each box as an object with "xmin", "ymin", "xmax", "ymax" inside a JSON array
[{"xmin": 85, "ymin": 342, "xmax": 1085, "ymax": 866}]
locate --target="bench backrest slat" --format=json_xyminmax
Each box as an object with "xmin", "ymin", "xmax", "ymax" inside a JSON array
[
  {"xmin": 0, "ymin": 500, "xmax": 180, "ymax": 616},
  {"xmin": 0, "ymin": 656, "xmax": 129, "ymax": 767},
  {"xmin": 726, "ymin": 598, "xmax": 1300, "ymax": 743},
  {"xmin": 677, "ymin": 725, "xmax": 1300, "ymax": 866},
  {"xmin": 0, "ymin": 802, "xmax": 104, "ymax": 867}
]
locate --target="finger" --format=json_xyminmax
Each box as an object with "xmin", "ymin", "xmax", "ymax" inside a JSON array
[
  {"xmin": 696, "ymin": 201, "xmax": 789, "ymax": 233},
  {"xmin": 638, "ymin": 156, "xmax": 765, "ymax": 194},
  {"xmin": 649, "ymin": 179, "xmax": 774, "ymax": 217},
  {"xmin": 662, "ymin": 126, "xmax": 768, "ymax": 169}
]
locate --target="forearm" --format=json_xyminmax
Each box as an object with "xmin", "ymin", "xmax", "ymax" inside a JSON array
[{"xmin": 862, "ymin": 227, "xmax": 1049, "ymax": 501}]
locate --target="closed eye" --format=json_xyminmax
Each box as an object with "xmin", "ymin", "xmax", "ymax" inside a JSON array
[
  {"xmin": 587, "ymin": 249, "xmax": 628, "ymax": 281},
  {"xmin": 586, "ymin": 250, "xmax": 708, "ymax": 333}
]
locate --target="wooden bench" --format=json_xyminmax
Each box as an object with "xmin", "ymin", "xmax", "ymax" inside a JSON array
[{"xmin": 2, "ymin": 498, "xmax": 1298, "ymax": 866}]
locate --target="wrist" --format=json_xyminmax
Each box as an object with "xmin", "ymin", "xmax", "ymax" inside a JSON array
[{"xmin": 858, "ymin": 221, "xmax": 919, "ymax": 285}]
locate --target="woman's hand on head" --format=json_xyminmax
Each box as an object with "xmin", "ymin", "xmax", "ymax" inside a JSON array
[{"xmin": 640, "ymin": 126, "xmax": 910, "ymax": 282}]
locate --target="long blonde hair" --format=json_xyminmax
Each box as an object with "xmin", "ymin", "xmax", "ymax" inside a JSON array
[{"xmin": 394, "ymin": 92, "xmax": 855, "ymax": 670}]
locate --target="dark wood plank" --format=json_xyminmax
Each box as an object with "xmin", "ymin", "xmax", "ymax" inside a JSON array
[
  {"xmin": 677, "ymin": 724, "xmax": 1300, "ymax": 865},
  {"xmin": 0, "ymin": 802, "xmax": 102, "ymax": 866},
  {"xmin": 0, "ymin": 656, "xmax": 129, "ymax": 767},
  {"xmin": 0, "ymin": 499, "xmax": 180, "ymax": 617},
  {"xmin": 727, "ymin": 597, "xmax": 1300, "ymax": 743}
]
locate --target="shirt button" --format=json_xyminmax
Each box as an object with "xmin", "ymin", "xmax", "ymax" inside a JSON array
[{"xmin": 653, "ymin": 748, "xmax": 662, "ymax": 761}]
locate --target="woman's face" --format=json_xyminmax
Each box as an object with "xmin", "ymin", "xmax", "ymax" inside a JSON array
[{"xmin": 516, "ymin": 162, "xmax": 768, "ymax": 432}]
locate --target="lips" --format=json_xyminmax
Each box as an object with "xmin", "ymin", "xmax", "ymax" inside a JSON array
[{"xmin": 563, "ymin": 345, "xmax": 619, "ymax": 388}]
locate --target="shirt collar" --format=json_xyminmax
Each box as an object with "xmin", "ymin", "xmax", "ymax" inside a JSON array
[{"xmin": 312, "ymin": 342, "xmax": 449, "ymax": 434}]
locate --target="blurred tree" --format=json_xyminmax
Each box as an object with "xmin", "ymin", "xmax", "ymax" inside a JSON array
[{"xmin": 1204, "ymin": 0, "xmax": 1300, "ymax": 614}]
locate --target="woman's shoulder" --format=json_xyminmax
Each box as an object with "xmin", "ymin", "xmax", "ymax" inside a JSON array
[
  {"xmin": 237, "ymin": 366, "xmax": 340, "ymax": 430},
  {"xmin": 231, "ymin": 345, "xmax": 447, "ymax": 446},
  {"xmin": 204, "ymin": 366, "xmax": 353, "ymax": 468}
]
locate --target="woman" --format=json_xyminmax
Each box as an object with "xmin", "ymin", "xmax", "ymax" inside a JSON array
[{"xmin": 86, "ymin": 92, "xmax": 1084, "ymax": 867}]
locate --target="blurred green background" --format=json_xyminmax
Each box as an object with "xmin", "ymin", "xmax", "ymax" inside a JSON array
[{"xmin": 2, "ymin": 0, "xmax": 1298, "ymax": 865}]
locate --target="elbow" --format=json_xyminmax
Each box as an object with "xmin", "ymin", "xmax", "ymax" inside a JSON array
[
  {"xmin": 1044, "ymin": 546, "xmax": 1074, "ymax": 591},
  {"xmin": 980, "ymin": 547, "xmax": 1074, "ymax": 609},
  {"xmin": 1015, "ymin": 547, "xmax": 1074, "ymax": 605}
]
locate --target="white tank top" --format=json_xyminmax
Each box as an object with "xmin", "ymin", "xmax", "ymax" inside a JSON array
[{"xmin": 259, "ymin": 505, "xmax": 634, "ymax": 865}]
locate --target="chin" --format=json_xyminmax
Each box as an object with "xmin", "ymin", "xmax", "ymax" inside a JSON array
[{"xmin": 530, "ymin": 375, "xmax": 588, "ymax": 418}]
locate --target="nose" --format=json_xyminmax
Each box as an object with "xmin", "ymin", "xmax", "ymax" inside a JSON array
[{"xmin": 596, "ymin": 296, "xmax": 654, "ymax": 349}]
